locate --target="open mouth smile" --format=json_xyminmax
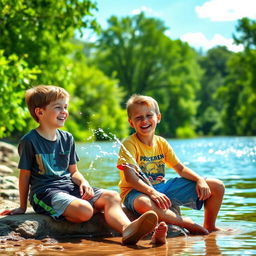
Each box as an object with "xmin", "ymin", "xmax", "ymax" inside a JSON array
[{"xmin": 141, "ymin": 124, "xmax": 151, "ymax": 129}]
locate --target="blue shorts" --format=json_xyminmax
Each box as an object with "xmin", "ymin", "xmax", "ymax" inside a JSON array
[
  {"xmin": 123, "ymin": 177, "xmax": 204, "ymax": 215},
  {"xmin": 30, "ymin": 184, "xmax": 103, "ymax": 219}
]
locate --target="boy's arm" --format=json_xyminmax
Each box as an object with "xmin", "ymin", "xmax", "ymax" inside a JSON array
[
  {"xmin": 122, "ymin": 164, "xmax": 171, "ymax": 209},
  {"xmin": 173, "ymin": 163, "xmax": 211, "ymax": 200},
  {"xmin": 69, "ymin": 164, "xmax": 94, "ymax": 200},
  {"xmin": 8, "ymin": 169, "xmax": 31, "ymax": 215}
]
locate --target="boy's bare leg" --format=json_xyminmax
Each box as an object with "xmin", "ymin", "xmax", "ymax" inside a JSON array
[
  {"xmin": 93, "ymin": 190, "xmax": 132, "ymax": 232},
  {"xmin": 150, "ymin": 221, "xmax": 168, "ymax": 245},
  {"xmin": 204, "ymin": 178, "xmax": 225, "ymax": 232},
  {"xmin": 93, "ymin": 190, "xmax": 158, "ymax": 244},
  {"xmin": 63, "ymin": 199, "xmax": 94, "ymax": 223},
  {"xmin": 134, "ymin": 195, "xmax": 209, "ymax": 235}
]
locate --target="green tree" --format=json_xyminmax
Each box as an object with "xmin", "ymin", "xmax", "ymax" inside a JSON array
[
  {"xmin": 0, "ymin": 52, "xmax": 39, "ymax": 137},
  {"xmin": 217, "ymin": 18, "xmax": 256, "ymax": 135},
  {"xmin": 197, "ymin": 46, "xmax": 233, "ymax": 135},
  {"xmin": 233, "ymin": 18, "xmax": 256, "ymax": 50},
  {"xmin": 96, "ymin": 13, "xmax": 201, "ymax": 138},
  {"xmin": 67, "ymin": 49, "xmax": 128, "ymax": 141},
  {"xmin": 0, "ymin": 0, "xmax": 98, "ymax": 85},
  {"xmin": 0, "ymin": 0, "xmax": 98, "ymax": 138}
]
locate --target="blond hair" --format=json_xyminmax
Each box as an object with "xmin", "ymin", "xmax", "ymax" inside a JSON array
[
  {"xmin": 126, "ymin": 94, "xmax": 160, "ymax": 118},
  {"xmin": 25, "ymin": 85, "xmax": 69, "ymax": 122}
]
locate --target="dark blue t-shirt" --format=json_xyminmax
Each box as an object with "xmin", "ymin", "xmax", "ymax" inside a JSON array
[{"xmin": 18, "ymin": 129, "xmax": 79, "ymax": 198}]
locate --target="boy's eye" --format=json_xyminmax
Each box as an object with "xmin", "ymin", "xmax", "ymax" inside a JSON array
[{"xmin": 135, "ymin": 114, "xmax": 153, "ymax": 121}]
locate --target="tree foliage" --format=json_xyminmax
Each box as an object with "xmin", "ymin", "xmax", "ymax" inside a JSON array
[
  {"xmin": 0, "ymin": 1, "xmax": 255, "ymax": 140},
  {"xmin": 0, "ymin": 52, "xmax": 39, "ymax": 137},
  {"xmin": 0, "ymin": 0, "xmax": 129, "ymax": 140},
  {"xmin": 217, "ymin": 18, "xmax": 256, "ymax": 135},
  {"xmin": 66, "ymin": 48, "xmax": 128, "ymax": 141},
  {"xmin": 197, "ymin": 46, "xmax": 233, "ymax": 135},
  {"xmin": 96, "ymin": 13, "xmax": 202, "ymax": 137},
  {"xmin": 0, "ymin": 0, "xmax": 98, "ymax": 85}
]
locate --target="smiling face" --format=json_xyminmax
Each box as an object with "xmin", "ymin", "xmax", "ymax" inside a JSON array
[
  {"xmin": 128, "ymin": 103, "xmax": 161, "ymax": 142},
  {"xmin": 35, "ymin": 97, "xmax": 69, "ymax": 129}
]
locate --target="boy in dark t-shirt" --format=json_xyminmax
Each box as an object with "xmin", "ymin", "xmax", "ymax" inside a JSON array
[{"xmin": 3, "ymin": 85, "xmax": 167, "ymax": 245}]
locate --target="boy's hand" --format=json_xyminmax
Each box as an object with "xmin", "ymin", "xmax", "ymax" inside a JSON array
[
  {"xmin": 150, "ymin": 190, "xmax": 171, "ymax": 209},
  {"xmin": 196, "ymin": 179, "xmax": 211, "ymax": 200},
  {"xmin": 0, "ymin": 209, "xmax": 12, "ymax": 215},
  {"xmin": 0, "ymin": 207, "xmax": 26, "ymax": 216},
  {"xmin": 80, "ymin": 182, "xmax": 94, "ymax": 200}
]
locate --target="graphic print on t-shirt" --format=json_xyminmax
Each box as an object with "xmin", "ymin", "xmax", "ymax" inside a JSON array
[
  {"xmin": 139, "ymin": 154, "xmax": 165, "ymax": 184},
  {"xmin": 35, "ymin": 151, "xmax": 69, "ymax": 176}
]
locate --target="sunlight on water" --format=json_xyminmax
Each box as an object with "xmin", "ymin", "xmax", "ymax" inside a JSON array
[
  {"xmin": 1, "ymin": 136, "xmax": 254, "ymax": 255},
  {"xmin": 76, "ymin": 136, "xmax": 256, "ymax": 255}
]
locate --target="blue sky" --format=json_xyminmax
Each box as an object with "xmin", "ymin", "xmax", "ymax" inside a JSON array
[{"xmin": 85, "ymin": 0, "xmax": 256, "ymax": 52}]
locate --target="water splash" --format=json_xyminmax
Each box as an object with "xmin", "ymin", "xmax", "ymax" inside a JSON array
[{"xmin": 95, "ymin": 128, "xmax": 153, "ymax": 186}]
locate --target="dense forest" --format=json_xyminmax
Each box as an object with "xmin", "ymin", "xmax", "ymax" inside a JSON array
[{"xmin": 0, "ymin": 0, "xmax": 255, "ymax": 142}]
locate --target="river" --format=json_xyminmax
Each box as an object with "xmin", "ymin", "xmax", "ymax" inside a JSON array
[{"xmin": 2, "ymin": 136, "xmax": 256, "ymax": 255}]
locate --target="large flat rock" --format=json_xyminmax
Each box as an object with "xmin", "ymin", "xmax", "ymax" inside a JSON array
[
  {"xmin": 0, "ymin": 212, "xmax": 117, "ymax": 240},
  {"xmin": 0, "ymin": 207, "xmax": 184, "ymax": 241}
]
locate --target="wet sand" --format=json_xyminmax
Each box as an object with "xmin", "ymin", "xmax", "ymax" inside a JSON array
[{"xmin": 0, "ymin": 232, "xmax": 229, "ymax": 256}]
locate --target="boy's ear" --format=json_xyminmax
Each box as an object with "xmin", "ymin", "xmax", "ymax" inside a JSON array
[
  {"xmin": 35, "ymin": 107, "xmax": 43, "ymax": 117},
  {"xmin": 128, "ymin": 118, "xmax": 134, "ymax": 128},
  {"xmin": 157, "ymin": 114, "xmax": 161, "ymax": 123}
]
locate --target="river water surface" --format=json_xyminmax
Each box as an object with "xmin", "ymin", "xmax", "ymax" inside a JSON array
[{"xmin": 2, "ymin": 136, "xmax": 256, "ymax": 255}]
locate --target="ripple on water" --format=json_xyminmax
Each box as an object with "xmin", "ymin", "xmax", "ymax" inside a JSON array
[{"xmin": 2, "ymin": 137, "xmax": 254, "ymax": 255}]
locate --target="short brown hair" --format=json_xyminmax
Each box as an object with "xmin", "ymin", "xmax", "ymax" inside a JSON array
[
  {"xmin": 126, "ymin": 94, "xmax": 160, "ymax": 118},
  {"xmin": 25, "ymin": 85, "xmax": 69, "ymax": 122}
]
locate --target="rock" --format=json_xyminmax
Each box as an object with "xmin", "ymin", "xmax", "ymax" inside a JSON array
[
  {"xmin": 0, "ymin": 212, "xmax": 119, "ymax": 240},
  {"xmin": 0, "ymin": 165, "xmax": 13, "ymax": 175},
  {"xmin": 0, "ymin": 206, "xmax": 184, "ymax": 240},
  {"xmin": 9, "ymin": 161, "xmax": 18, "ymax": 168},
  {"xmin": 0, "ymin": 175, "xmax": 19, "ymax": 200},
  {"xmin": 0, "ymin": 189, "xmax": 19, "ymax": 199},
  {"xmin": 0, "ymin": 198, "xmax": 20, "ymax": 210},
  {"xmin": 0, "ymin": 175, "xmax": 18, "ymax": 187},
  {"xmin": 0, "ymin": 142, "xmax": 17, "ymax": 159}
]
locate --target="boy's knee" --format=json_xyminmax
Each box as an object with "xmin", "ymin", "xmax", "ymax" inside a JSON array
[
  {"xmin": 218, "ymin": 180, "xmax": 225, "ymax": 194},
  {"xmin": 102, "ymin": 190, "xmax": 122, "ymax": 204},
  {"xmin": 216, "ymin": 179, "xmax": 225, "ymax": 190},
  {"xmin": 209, "ymin": 178, "xmax": 225, "ymax": 194},
  {"xmin": 134, "ymin": 196, "xmax": 152, "ymax": 212},
  {"xmin": 73, "ymin": 202, "xmax": 94, "ymax": 222}
]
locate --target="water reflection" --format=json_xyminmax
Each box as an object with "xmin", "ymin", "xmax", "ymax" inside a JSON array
[
  {"xmin": 1, "ymin": 231, "xmax": 239, "ymax": 256},
  {"xmin": 1, "ymin": 137, "xmax": 255, "ymax": 255}
]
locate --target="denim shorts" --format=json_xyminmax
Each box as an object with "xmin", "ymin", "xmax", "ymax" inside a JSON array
[
  {"xmin": 123, "ymin": 177, "xmax": 204, "ymax": 215},
  {"xmin": 30, "ymin": 185, "xmax": 103, "ymax": 219}
]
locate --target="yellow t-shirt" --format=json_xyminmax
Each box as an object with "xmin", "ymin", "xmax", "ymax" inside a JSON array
[{"xmin": 117, "ymin": 133, "xmax": 180, "ymax": 200}]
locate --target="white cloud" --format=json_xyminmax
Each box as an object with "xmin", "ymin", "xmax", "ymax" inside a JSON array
[
  {"xmin": 131, "ymin": 6, "xmax": 160, "ymax": 17},
  {"xmin": 196, "ymin": 0, "xmax": 256, "ymax": 21},
  {"xmin": 180, "ymin": 32, "xmax": 244, "ymax": 52}
]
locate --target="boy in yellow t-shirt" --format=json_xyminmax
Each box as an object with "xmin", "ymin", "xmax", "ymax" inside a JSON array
[{"xmin": 117, "ymin": 94, "xmax": 225, "ymax": 235}]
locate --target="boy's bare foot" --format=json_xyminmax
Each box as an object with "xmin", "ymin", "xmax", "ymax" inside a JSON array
[
  {"xmin": 122, "ymin": 210, "xmax": 158, "ymax": 245},
  {"xmin": 150, "ymin": 221, "xmax": 168, "ymax": 245},
  {"xmin": 182, "ymin": 217, "xmax": 209, "ymax": 235},
  {"xmin": 188, "ymin": 223, "xmax": 209, "ymax": 235},
  {"xmin": 206, "ymin": 226, "xmax": 233, "ymax": 232}
]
